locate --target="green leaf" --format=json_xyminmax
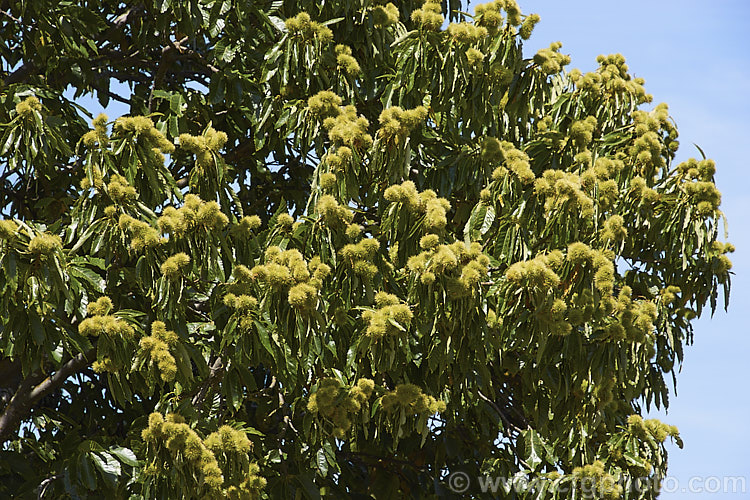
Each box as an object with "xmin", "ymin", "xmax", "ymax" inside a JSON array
[
  {"xmin": 29, "ymin": 312, "xmax": 45, "ymax": 345},
  {"xmin": 109, "ymin": 447, "xmax": 139, "ymax": 467},
  {"xmin": 316, "ymin": 447, "xmax": 328, "ymax": 476},
  {"xmin": 523, "ymin": 429, "xmax": 544, "ymax": 470},
  {"xmin": 90, "ymin": 451, "xmax": 121, "ymax": 477},
  {"xmin": 78, "ymin": 453, "xmax": 97, "ymax": 490},
  {"xmin": 296, "ymin": 474, "xmax": 321, "ymax": 500}
]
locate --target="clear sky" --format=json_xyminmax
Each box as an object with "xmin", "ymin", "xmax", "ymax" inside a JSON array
[
  {"xmin": 71, "ymin": 1, "xmax": 749, "ymax": 495},
  {"xmin": 508, "ymin": 0, "xmax": 750, "ymax": 496}
]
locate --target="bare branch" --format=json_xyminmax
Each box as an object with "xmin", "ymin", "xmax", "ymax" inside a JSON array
[
  {"xmin": 2, "ymin": 61, "xmax": 37, "ymax": 86},
  {"xmin": 148, "ymin": 36, "xmax": 188, "ymax": 112},
  {"xmin": 191, "ymin": 356, "xmax": 224, "ymax": 408},
  {"xmin": 0, "ymin": 349, "xmax": 96, "ymax": 443},
  {"xmin": 0, "ymin": 7, "xmax": 21, "ymax": 23},
  {"xmin": 477, "ymin": 390, "xmax": 526, "ymax": 434},
  {"xmin": 94, "ymin": 85, "xmax": 132, "ymax": 106}
]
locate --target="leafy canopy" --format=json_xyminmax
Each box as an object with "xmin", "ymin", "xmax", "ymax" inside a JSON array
[{"xmin": 0, "ymin": 0, "xmax": 733, "ymax": 498}]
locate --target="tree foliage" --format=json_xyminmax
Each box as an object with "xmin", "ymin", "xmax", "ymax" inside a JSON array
[{"xmin": 0, "ymin": 0, "xmax": 733, "ymax": 498}]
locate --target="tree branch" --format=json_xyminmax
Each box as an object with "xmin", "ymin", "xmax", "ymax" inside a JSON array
[
  {"xmin": 93, "ymin": 85, "xmax": 132, "ymax": 106},
  {"xmin": 0, "ymin": 348, "xmax": 96, "ymax": 443},
  {"xmin": 477, "ymin": 390, "xmax": 526, "ymax": 434},
  {"xmin": 148, "ymin": 36, "xmax": 188, "ymax": 112},
  {"xmin": 191, "ymin": 355, "xmax": 224, "ymax": 408},
  {"xmin": 0, "ymin": 7, "xmax": 21, "ymax": 23},
  {"xmin": 339, "ymin": 450, "xmax": 427, "ymax": 470},
  {"xmin": 2, "ymin": 61, "xmax": 37, "ymax": 86},
  {"xmin": 37, "ymin": 473, "xmax": 62, "ymax": 499}
]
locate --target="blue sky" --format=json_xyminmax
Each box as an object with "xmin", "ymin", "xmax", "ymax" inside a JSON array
[
  {"xmin": 512, "ymin": 0, "xmax": 750, "ymax": 496},
  {"xmin": 71, "ymin": 1, "xmax": 749, "ymax": 495}
]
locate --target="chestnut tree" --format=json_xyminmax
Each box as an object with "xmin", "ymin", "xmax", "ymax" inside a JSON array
[{"xmin": 0, "ymin": 0, "xmax": 733, "ymax": 498}]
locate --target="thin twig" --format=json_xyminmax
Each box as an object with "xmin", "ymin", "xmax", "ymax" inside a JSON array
[
  {"xmin": 37, "ymin": 473, "xmax": 61, "ymax": 499},
  {"xmin": 0, "ymin": 8, "xmax": 21, "ymax": 23},
  {"xmin": 477, "ymin": 390, "xmax": 525, "ymax": 434},
  {"xmin": 191, "ymin": 356, "xmax": 224, "ymax": 407}
]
